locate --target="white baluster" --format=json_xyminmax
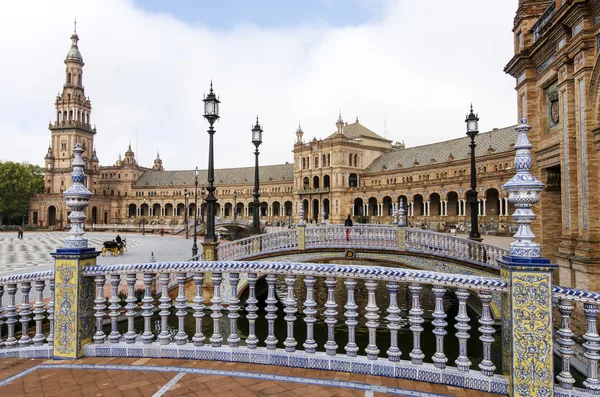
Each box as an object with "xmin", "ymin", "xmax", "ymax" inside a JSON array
[
  {"xmin": 47, "ymin": 279, "xmax": 55, "ymax": 345},
  {"xmin": 141, "ymin": 273, "xmax": 155, "ymax": 344},
  {"xmin": 303, "ymin": 275, "xmax": 317, "ymax": 353},
  {"xmin": 324, "ymin": 277, "xmax": 338, "ymax": 355},
  {"xmin": 408, "ymin": 283, "xmax": 424, "ymax": 364},
  {"xmin": 245, "ymin": 273, "xmax": 259, "ymax": 349},
  {"xmin": 583, "ymin": 303, "xmax": 600, "ymax": 394},
  {"xmin": 192, "ymin": 273, "xmax": 205, "ymax": 346},
  {"xmin": 454, "ymin": 288, "xmax": 471, "ymax": 371},
  {"xmin": 265, "ymin": 274, "xmax": 278, "ymax": 350},
  {"xmin": 175, "ymin": 272, "xmax": 188, "ymax": 345},
  {"xmin": 210, "ymin": 273, "xmax": 223, "ymax": 347},
  {"xmin": 365, "ymin": 279, "xmax": 379, "ymax": 360},
  {"xmin": 478, "ymin": 291, "xmax": 495, "ymax": 376},
  {"xmin": 93, "ymin": 275, "xmax": 107, "ymax": 344},
  {"xmin": 108, "ymin": 275, "xmax": 121, "ymax": 343},
  {"xmin": 158, "ymin": 273, "xmax": 172, "ymax": 345},
  {"xmin": 32, "ymin": 280, "xmax": 46, "ymax": 346},
  {"xmin": 283, "ymin": 275, "xmax": 297, "ymax": 352},
  {"xmin": 431, "ymin": 285, "xmax": 447, "ymax": 369},
  {"xmin": 343, "ymin": 278, "xmax": 359, "ymax": 357},
  {"xmin": 227, "ymin": 273, "xmax": 240, "ymax": 347},
  {"xmin": 18, "ymin": 282, "xmax": 31, "ymax": 345},
  {"xmin": 386, "ymin": 281, "xmax": 401, "ymax": 362},
  {"xmin": 556, "ymin": 299, "xmax": 575, "ymax": 388},
  {"xmin": 125, "ymin": 273, "xmax": 138, "ymax": 344}
]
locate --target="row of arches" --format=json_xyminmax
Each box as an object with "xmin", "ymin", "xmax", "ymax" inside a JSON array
[
  {"xmin": 351, "ymin": 188, "xmax": 512, "ymax": 217},
  {"xmin": 126, "ymin": 201, "xmax": 295, "ymax": 219}
]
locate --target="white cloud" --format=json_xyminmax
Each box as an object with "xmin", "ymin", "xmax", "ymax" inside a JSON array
[{"xmin": 0, "ymin": 0, "xmax": 516, "ymax": 170}]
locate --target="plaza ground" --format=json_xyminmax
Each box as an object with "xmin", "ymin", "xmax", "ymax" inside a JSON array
[{"xmin": 0, "ymin": 228, "xmax": 512, "ymax": 277}]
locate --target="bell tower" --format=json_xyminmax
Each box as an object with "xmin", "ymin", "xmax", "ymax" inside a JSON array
[{"xmin": 45, "ymin": 23, "xmax": 97, "ymax": 194}]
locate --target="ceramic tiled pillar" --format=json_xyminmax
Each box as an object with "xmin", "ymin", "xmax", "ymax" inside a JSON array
[
  {"xmin": 51, "ymin": 144, "xmax": 100, "ymax": 359},
  {"xmin": 499, "ymin": 119, "xmax": 555, "ymax": 397}
]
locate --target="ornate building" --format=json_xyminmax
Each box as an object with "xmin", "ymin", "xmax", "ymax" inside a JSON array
[
  {"xmin": 31, "ymin": 28, "xmax": 520, "ymax": 240},
  {"xmin": 504, "ymin": 0, "xmax": 600, "ymax": 292}
]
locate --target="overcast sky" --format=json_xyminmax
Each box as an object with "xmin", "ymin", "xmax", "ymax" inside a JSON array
[{"xmin": 0, "ymin": 0, "xmax": 517, "ymax": 171}]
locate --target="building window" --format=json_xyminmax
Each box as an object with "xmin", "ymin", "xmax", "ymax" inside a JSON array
[{"xmin": 517, "ymin": 32, "xmax": 523, "ymax": 51}]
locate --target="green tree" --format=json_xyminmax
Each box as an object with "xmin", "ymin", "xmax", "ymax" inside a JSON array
[{"xmin": 0, "ymin": 162, "xmax": 44, "ymax": 224}]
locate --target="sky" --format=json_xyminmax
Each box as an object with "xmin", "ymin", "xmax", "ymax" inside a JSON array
[{"xmin": 0, "ymin": 0, "xmax": 517, "ymax": 171}]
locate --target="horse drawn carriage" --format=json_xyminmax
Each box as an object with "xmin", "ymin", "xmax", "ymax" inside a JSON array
[{"xmin": 101, "ymin": 238, "xmax": 127, "ymax": 256}]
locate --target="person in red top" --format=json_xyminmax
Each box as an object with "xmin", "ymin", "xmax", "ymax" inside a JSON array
[{"xmin": 344, "ymin": 215, "xmax": 353, "ymax": 241}]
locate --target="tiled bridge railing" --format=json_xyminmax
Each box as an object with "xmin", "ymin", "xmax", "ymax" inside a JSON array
[
  {"xmin": 215, "ymin": 225, "xmax": 508, "ymax": 269},
  {"xmin": 1, "ymin": 262, "xmax": 600, "ymax": 396}
]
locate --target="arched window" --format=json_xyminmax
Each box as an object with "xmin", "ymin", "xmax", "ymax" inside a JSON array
[
  {"xmin": 349, "ymin": 153, "xmax": 352, "ymax": 165},
  {"xmin": 67, "ymin": 73, "xmax": 72, "ymax": 84},
  {"xmin": 354, "ymin": 154, "xmax": 358, "ymax": 167}
]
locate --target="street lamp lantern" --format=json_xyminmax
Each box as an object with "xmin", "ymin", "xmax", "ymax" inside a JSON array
[
  {"xmin": 184, "ymin": 188, "xmax": 189, "ymax": 240},
  {"xmin": 201, "ymin": 186, "xmax": 206, "ymax": 223},
  {"xmin": 233, "ymin": 190, "xmax": 237, "ymax": 220},
  {"xmin": 252, "ymin": 117, "xmax": 263, "ymax": 234},
  {"xmin": 465, "ymin": 104, "xmax": 479, "ymax": 135},
  {"xmin": 465, "ymin": 104, "xmax": 481, "ymax": 241},
  {"xmin": 192, "ymin": 166, "xmax": 199, "ymax": 257},
  {"xmin": 142, "ymin": 198, "xmax": 146, "ymax": 235},
  {"xmin": 203, "ymin": 81, "xmax": 220, "ymax": 122},
  {"xmin": 252, "ymin": 117, "xmax": 263, "ymax": 145},
  {"xmin": 202, "ymin": 82, "xmax": 220, "ymax": 243}
]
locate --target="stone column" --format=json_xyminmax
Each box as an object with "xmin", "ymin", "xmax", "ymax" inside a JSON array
[
  {"xmin": 499, "ymin": 119, "xmax": 556, "ymax": 397},
  {"xmin": 482, "ymin": 198, "xmax": 487, "ymax": 216},
  {"xmin": 51, "ymin": 144, "xmax": 100, "ymax": 359}
]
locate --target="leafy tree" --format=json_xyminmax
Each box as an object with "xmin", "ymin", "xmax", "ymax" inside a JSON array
[{"xmin": 0, "ymin": 162, "xmax": 44, "ymax": 224}]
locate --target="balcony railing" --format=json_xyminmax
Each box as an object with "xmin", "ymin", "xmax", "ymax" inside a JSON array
[{"xmin": 296, "ymin": 187, "xmax": 330, "ymax": 194}]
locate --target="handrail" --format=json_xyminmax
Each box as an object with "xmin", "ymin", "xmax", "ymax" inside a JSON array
[{"xmin": 82, "ymin": 260, "xmax": 507, "ymax": 291}]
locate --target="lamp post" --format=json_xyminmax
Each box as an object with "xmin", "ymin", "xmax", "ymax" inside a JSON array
[
  {"xmin": 233, "ymin": 190, "xmax": 237, "ymax": 221},
  {"xmin": 201, "ymin": 186, "xmax": 206, "ymax": 223},
  {"xmin": 252, "ymin": 117, "xmax": 263, "ymax": 235},
  {"xmin": 142, "ymin": 198, "xmax": 146, "ymax": 235},
  {"xmin": 184, "ymin": 188, "xmax": 189, "ymax": 239},
  {"xmin": 202, "ymin": 82, "xmax": 220, "ymax": 243},
  {"xmin": 466, "ymin": 105, "xmax": 481, "ymax": 241},
  {"xmin": 192, "ymin": 167, "xmax": 199, "ymax": 257}
]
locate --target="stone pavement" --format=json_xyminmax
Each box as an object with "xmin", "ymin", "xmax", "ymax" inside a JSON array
[
  {"xmin": 0, "ymin": 232, "xmax": 197, "ymax": 276},
  {"xmin": 0, "ymin": 357, "xmax": 506, "ymax": 397}
]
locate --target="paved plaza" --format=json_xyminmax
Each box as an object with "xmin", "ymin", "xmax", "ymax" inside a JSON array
[
  {"xmin": 0, "ymin": 357, "xmax": 504, "ymax": 397},
  {"xmin": 0, "ymin": 229, "xmax": 512, "ymax": 277},
  {"xmin": 0, "ymin": 231, "xmax": 199, "ymax": 276}
]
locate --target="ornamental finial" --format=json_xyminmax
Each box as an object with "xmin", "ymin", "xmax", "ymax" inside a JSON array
[
  {"xmin": 398, "ymin": 198, "xmax": 406, "ymax": 227},
  {"xmin": 62, "ymin": 143, "xmax": 92, "ymax": 248},
  {"xmin": 502, "ymin": 118, "xmax": 544, "ymax": 258}
]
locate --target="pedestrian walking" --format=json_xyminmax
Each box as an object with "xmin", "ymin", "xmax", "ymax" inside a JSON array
[{"xmin": 344, "ymin": 215, "xmax": 353, "ymax": 241}]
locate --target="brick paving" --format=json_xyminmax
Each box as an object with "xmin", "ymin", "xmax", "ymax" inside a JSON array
[{"xmin": 0, "ymin": 357, "xmax": 506, "ymax": 397}]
